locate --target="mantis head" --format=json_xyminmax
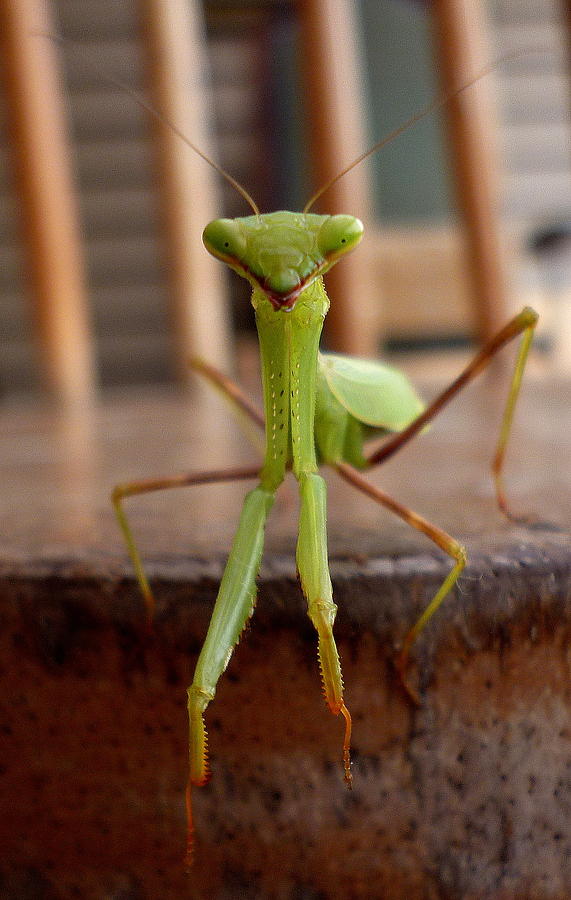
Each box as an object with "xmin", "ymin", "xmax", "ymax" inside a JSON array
[{"xmin": 203, "ymin": 211, "xmax": 363, "ymax": 311}]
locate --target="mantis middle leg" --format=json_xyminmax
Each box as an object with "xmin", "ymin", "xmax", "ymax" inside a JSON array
[
  {"xmin": 112, "ymin": 465, "xmax": 261, "ymax": 619},
  {"xmin": 335, "ymin": 461, "xmax": 467, "ymax": 705},
  {"xmin": 112, "ymin": 362, "xmax": 265, "ymax": 617},
  {"xmin": 348, "ymin": 309, "xmax": 537, "ymax": 699}
]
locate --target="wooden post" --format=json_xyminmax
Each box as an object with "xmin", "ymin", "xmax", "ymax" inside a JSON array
[
  {"xmin": 0, "ymin": 0, "xmax": 97, "ymax": 405},
  {"xmin": 137, "ymin": 0, "xmax": 232, "ymax": 382},
  {"xmin": 432, "ymin": 0, "xmax": 509, "ymax": 342},
  {"xmin": 299, "ymin": 0, "xmax": 381, "ymax": 357}
]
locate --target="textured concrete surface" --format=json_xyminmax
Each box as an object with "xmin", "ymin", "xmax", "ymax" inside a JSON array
[{"xmin": 0, "ymin": 381, "xmax": 570, "ymax": 898}]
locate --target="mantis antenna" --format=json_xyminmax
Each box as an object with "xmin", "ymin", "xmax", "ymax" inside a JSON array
[
  {"xmin": 37, "ymin": 31, "xmax": 261, "ymax": 217},
  {"xmin": 303, "ymin": 48, "xmax": 549, "ymax": 214},
  {"xmin": 42, "ymin": 35, "xmax": 546, "ymax": 222}
]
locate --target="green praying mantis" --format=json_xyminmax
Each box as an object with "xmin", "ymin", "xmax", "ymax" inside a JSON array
[{"xmin": 110, "ymin": 62, "xmax": 538, "ymax": 860}]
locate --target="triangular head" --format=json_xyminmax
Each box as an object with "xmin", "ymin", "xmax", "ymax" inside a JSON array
[{"xmin": 203, "ymin": 211, "xmax": 363, "ymax": 311}]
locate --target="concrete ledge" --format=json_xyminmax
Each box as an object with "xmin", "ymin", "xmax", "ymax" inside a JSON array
[
  {"xmin": 1, "ymin": 531, "xmax": 570, "ymax": 899},
  {"xmin": 1, "ymin": 386, "xmax": 570, "ymax": 898}
]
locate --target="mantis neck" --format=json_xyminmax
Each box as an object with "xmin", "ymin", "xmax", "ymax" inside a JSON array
[{"xmin": 253, "ymin": 278, "xmax": 329, "ymax": 488}]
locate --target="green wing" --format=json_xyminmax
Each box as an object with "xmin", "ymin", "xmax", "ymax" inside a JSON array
[{"xmin": 319, "ymin": 352, "xmax": 424, "ymax": 431}]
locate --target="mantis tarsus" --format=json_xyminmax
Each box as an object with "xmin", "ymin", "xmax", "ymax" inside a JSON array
[{"xmin": 109, "ymin": 60, "xmax": 539, "ymax": 861}]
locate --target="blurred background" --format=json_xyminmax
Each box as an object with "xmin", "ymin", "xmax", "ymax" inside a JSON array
[{"xmin": 0, "ymin": 0, "xmax": 570, "ymax": 404}]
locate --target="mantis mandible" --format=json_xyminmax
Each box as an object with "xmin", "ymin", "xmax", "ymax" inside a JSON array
[{"xmin": 110, "ymin": 61, "xmax": 538, "ymax": 860}]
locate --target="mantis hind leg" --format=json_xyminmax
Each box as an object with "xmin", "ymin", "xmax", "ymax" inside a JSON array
[
  {"xmin": 367, "ymin": 307, "xmax": 538, "ymax": 521},
  {"xmin": 190, "ymin": 357, "xmax": 265, "ymax": 428},
  {"xmin": 190, "ymin": 357, "xmax": 265, "ymax": 453},
  {"xmin": 335, "ymin": 462, "xmax": 467, "ymax": 705},
  {"xmin": 296, "ymin": 472, "xmax": 352, "ymax": 786}
]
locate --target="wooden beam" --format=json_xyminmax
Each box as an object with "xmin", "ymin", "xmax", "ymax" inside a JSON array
[
  {"xmin": 137, "ymin": 0, "xmax": 232, "ymax": 382},
  {"xmin": 299, "ymin": 0, "xmax": 381, "ymax": 357},
  {"xmin": 0, "ymin": 0, "xmax": 97, "ymax": 405},
  {"xmin": 432, "ymin": 0, "xmax": 509, "ymax": 343}
]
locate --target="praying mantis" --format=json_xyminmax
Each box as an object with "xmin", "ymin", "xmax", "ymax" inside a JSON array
[{"xmin": 110, "ymin": 62, "xmax": 538, "ymax": 860}]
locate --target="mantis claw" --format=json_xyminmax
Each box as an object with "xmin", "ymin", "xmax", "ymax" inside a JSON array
[
  {"xmin": 188, "ymin": 685, "xmax": 214, "ymax": 786},
  {"xmin": 314, "ymin": 611, "xmax": 353, "ymax": 786},
  {"xmin": 339, "ymin": 701, "xmax": 353, "ymax": 789},
  {"xmin": 185, "ymin": 687, "xmax": 213, "ymax": 867},
  {"xmin": 184, "ymin": 781, "xmax": 196, "ymax": 870}
]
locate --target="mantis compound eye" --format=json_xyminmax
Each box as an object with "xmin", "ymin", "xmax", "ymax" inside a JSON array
[
  {"xmin": 317, "ymin": 215, "xmax": 364, "ymax": 259},
  {"xmin": 203, "ymin": 219, "xmax": 248, "ymax": 261}
]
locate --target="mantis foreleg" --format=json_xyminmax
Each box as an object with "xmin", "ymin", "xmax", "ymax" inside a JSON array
[
  {"xmin": 296, "ymin": 472, "xmax": 352, "ymax": 786},
  {"xmin": 335, "ymin": 461, "xmax": 467, "ymax": 705},
  {"xmin": 186, "ymin": 484, "xmax": 274, "ymax": 859},
  {"xmin": 188, "ymin": 484, "xmax": 275, "ymax": 780}
]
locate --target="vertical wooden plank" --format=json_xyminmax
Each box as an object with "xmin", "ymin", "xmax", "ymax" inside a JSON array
[
  {"xmin": 0, "ymin": 0, "xmax": 97, "ymax": 405},
  {"xmin": 432, "ymin": 0, "xmax": 509, "ymax": 342},
  {"xmin": 565, "ymin": 0, "xmax": 571, "ymax": 69},
  {"xmin": 299, "ymin": 0, "xmax": 381, "ymax": 357},
  {"xmin": 137, "ymin": 0, "xmax": 232, "ymax": 382},
  {"xmin": 554, "ymin": 0, "xmax": 571, "ymax": 372}
]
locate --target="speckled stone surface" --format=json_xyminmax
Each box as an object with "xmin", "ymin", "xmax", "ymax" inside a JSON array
[{"xmin": 0, "ymin": 379, "xmax": 570, "ymax": 898}]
